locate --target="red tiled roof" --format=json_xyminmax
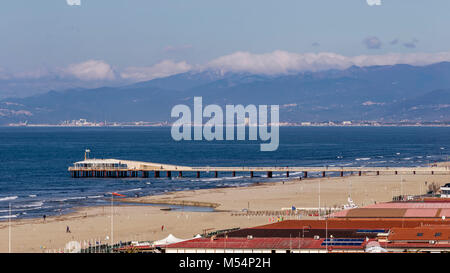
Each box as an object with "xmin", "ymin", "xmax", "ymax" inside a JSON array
[
  {"xmin": 252, "ymin": 219, "xmax": 450, "ymax": 230},
  {"xmin": 388, "ymin": 226, "xmax": 450, "ymax": 241},
  {"xmin": 385, "ymin": 242, "xmax": 450, "ymax": 249},
  {"xmin": 330, "ymin": 201, "xmax": 450, "ymax": 218},
  {"xmin": 422, "ymin": 198, "xmax": 450, "ymax": 203},
  {"xmin": 439, "ymin": 209, "xmax": 450, "ymax": 217},
  {"xmin": 345, "ymin": 208, "xmax": 407, "ymax": 218},
  {"xmin": 365, "ymin": 202, "xmax": 450, "ymax": 209},
  {"xmin": 403, "ymin": 209, "xmax": 439, "ymax": 217},
  {"xmin": 166, "ymin": 237, "xmax": 365, "ymax": 250}
]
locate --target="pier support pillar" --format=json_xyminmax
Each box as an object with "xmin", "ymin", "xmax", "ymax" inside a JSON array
[
  {"xmin": 167, "ymin": 171, "xmax": 171, "ymax": 178},
  {"xmin": 267, "ymin": 171, "xmax": 272, "ymax": 178},
  {"xmin": 155, "ymin": 171, "xmax": 160, "ymax": 178},
  {"xmin": 303, "ymin": 171, "xmax": 308, "ymax": 178},
  {"xmin": 250, "ymin": 171, "xmax": 254, "ymax": 178},
  {"xmin": 215, "ymin": 171, "xmax": 218, "ymax": 178},
  {"xmin": 286, "ymin": 171, "xmax": 289, "ymax": 178},
  {"xmin": 197, "ymin": 171, "xmax": 200, "ymax": 178}
]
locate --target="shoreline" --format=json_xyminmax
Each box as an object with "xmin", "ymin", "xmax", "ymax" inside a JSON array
[
  {"xmin": 2, "ymin": 164, "xmax": 449, "ymax": 223},
  {"xmin": 1, "ymin": 179, "xmax": 288, "ymax": 224},
  {"xmin": 1, "ymin": 172, "xmax": 449, "ymax": 252}
]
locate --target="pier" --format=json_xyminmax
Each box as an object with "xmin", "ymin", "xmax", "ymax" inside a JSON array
[{"xmin": 68, "ymin": 158, "xmax": 450, "ymax": 179}]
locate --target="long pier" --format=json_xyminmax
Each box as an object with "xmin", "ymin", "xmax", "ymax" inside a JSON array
[{"xmin": 68, "ymin": 158, "xmax": 450, "ymax": 178}]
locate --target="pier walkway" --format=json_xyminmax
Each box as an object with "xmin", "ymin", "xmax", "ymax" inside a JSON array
[{"xmin": 68, "ymin": 158, "xmax": 450, "ymax": 178}]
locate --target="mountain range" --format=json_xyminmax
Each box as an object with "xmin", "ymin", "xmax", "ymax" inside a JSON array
[{"xmin": 1, "ymin": 62, "xmax": 450, "ymax": 125}]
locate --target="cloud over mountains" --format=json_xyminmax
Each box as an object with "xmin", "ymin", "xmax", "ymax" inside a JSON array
[
  {"xmin": 203, "ymin": 50, "xmax": 450, "ymax": 75},
  {"xmin": 120, "ymin": 60, "xmax": 192, "ymax": 81},
  {"xmin": 64, "ymin": 60, "xmax": 115, "ymax": 81},
  {"xmin": 4, "ymin": 50, "xmax": 450, "ymax": 86}
]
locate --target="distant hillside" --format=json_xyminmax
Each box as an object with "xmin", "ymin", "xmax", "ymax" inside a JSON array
[{"xmin": 1, "ymin": 62, "xmax": 450, "ymax": 124}]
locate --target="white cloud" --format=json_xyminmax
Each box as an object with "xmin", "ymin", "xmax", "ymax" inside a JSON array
[
  {"xmin": 120, "ymin": 60, "xmax": 192, "ymax": 81},
  {"xmin": 64, "ymin": 60, "xmax": 116, "ymax": 81},
  {"xmin": 204, "ymin": 50, "xmax": 450, "ymax": 75},
  {"xmin": 6, "ymin": 50, "xmax": 450, "ymax": 84},
  {"xmin": 206, "ymin": 51, "xmax": 351, "ymax": 74},
  {"xmin": 366, "ymin": 0, "xmax": 381, "ymax": 6},
  {"xmin": 66, "ymin": 0, "xmax": 81, "ymax": 6}
]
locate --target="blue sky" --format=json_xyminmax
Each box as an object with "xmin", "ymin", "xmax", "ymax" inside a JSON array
[{"xmin": 1, "ymin": 0, "xmax": 450, "ymax": 83}]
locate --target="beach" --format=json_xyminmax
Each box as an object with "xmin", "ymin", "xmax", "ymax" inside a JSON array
[{"xmin": 1, "ymin": 172, "xmax": 449, "ymax": 253}]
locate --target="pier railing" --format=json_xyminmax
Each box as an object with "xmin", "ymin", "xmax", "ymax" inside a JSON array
[{"xmin": 68, "ymin": 159, "xmax": 450, "ymax": 179}]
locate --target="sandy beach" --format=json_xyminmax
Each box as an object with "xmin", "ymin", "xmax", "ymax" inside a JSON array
[{"xmin": 1, "ymin": 172, "xmax": 449, "ymax": 253}]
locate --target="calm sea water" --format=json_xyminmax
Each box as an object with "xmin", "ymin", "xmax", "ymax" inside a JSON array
[{"xmin": 0, "ymin": 126, "xmax": 449, "ymax": 220}]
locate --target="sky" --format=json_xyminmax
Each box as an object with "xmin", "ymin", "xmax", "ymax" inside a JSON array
[{"xmin": 1, "ymin": 0, "xmax": 450, "ymax": 86}]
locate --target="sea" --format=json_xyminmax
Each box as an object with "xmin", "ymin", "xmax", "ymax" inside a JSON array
[{"xmin": 0, "ymin": 126, "xmax": 449, "ymax": 220}]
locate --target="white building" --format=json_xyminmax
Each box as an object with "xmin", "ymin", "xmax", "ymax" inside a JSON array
[{"xmin": 440, "ymin": 183, "xmax": 450, "ymax": 198}]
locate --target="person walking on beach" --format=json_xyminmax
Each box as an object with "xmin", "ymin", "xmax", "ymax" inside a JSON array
[
  {"xmin": 161, "ymin": 225, "xmax": 164, "ymax": 231},
  {"xmin": 43, "ymin": 215, "xmax": 46, "ymax": 222},
  {"xmin": 66, "ymin": 226, "xmax": 71, "ymax": 233}
]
